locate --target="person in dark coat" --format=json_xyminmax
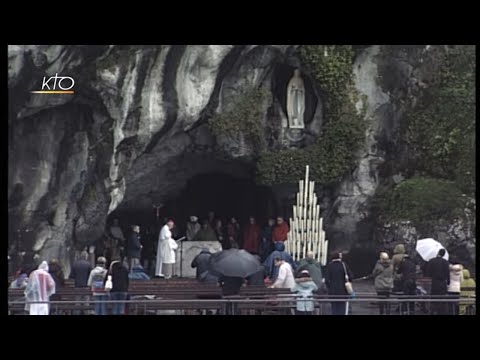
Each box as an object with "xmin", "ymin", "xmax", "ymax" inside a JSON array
[
  {"xmin": 246, "ymin": 256, "xmax": 265, "ymax": 286},
  {"xmin": 140, "ymin": 227, "xmax": 155, "ymax": 276},
  {"xmin": 426, "ymin": 249, "xmax": 450, "ymax": 315},
  {"xmin": 325, "ymin": 252, "xmax": 353, "ymax": 315},
  {"xmin": 69, "ymin": 251, "xmax": 92, "ymax": 315},
  {"xmin": 48, "ymin": 259, "xmax": 65, "ymax": 288},
  {"xmin": 219, "ymin": 276, "xmax": 243, "ymax": 295},
  {"xmin": 219, "ymin": 276, "xmax": 244, "ymax": 315},
  {"xmin": 191, "ymin": 248, "xmax": 218, "ymax": 283},
  {"xmin": 259, "ymin": 218, "xmax": 275, "ymax": 262},
  {"xmin": 128, "ymin": 225, "xmax": 142, "ymax": 271},
  {"xmin": 109, "ymin": 259, "xmax": 129, "ymax": 315},
  {"xmin": 70, "ymin": 251, "xmax": 92, "ymax": 287},
  {"xmin": 246, "ymin": 269, "xmax": 265, "ymax": 286},
  {"xmin": 226, "ymin": 217, "xmax": 240, "ymax": 249},
  {"xmin": 207, "ymin": 211, "xmax": 216, "ymax": 228},
  {"xmin": 263, "ymin": 242, "xmax": 296, "ymax": 281},
  {"xmin": 48, "ymin": 259, "xmax": 65, "ymax": 314},
  {"xmin": 397, "ymin": 253, "xmax": 417, "ymax": 315}
]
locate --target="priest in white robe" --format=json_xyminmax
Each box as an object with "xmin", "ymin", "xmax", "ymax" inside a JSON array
[{"xmin": 155, "ymin": 220, "xmax": 175, "ymax": 278}]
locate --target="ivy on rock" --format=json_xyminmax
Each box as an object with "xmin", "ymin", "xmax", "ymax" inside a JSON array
[
  {"xmin": 256, "ymin": 45, "xmax": 366, "ymax": 185},
  {"xmin": 209, "ymin": 87, "xmax": 269, "ymax": 154},
  {"xmin": 371, "ymin": 45, "xmax": 475, "ymax": 227},
  {"xmin": 405, "ymin": 45, "xmax": 475, "ymax": 195}
]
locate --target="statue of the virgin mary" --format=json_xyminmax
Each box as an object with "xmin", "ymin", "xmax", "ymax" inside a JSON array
[{"xmin": 286, "ymin": 69, "xmax": 305, "ymax": 129}]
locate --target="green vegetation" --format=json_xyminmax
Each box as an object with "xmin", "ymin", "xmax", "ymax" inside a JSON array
[
  {"xmin": 209, "ymin": 87, "xmax": 269, "ymax": 153},
  {"xmin": 405, "ymin": 45, "xmax": 475, "ymax": 195},
  {"xmin": 372, "ymin": 177, "xmax": 467, "ymax": 224},
  {"xmin": 256, "ymin": 45, "xmax": 366, "ymax": 185},
  {"xmin": 372, "ymin": 45, "xmax": 475, "ymax": 225}
]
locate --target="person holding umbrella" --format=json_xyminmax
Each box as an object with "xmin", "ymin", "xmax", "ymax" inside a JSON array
[{"xmin": 208, "ymin": 248, "xmax": 263, "ymax": 315}]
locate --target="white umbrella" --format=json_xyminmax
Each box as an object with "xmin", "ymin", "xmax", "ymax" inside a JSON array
[{"xmin": 415, "ymin": 238, "xmax": 449, "ymax": 261}]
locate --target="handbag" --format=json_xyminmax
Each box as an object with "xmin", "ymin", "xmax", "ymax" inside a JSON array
[
  {"xmin": 104, "ymin": 275, "xmax": 113, "ymax": 291},
  {"xmin": 343, "ymin": 262, "xmax": 354, "ymax": 295}
]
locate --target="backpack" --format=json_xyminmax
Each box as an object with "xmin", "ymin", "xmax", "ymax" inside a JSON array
[{"xmin": 91, "ymin": 271, "xmax": 106, "ymax": 293}]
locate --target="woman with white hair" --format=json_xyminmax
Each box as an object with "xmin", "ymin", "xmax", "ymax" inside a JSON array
[
  {"xmin": 24, "ymin": 261, "xmax": 56, "ymax": 315},
  {"xmin": 371, "ymin": 252, "xmax": 394, "ymax": 315}
]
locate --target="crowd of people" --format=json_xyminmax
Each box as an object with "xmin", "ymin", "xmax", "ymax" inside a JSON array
[
  {"xmin": 8, "ymin": 212, "xmax": 476, "ymax": 316},
  {"xmin": 369, "ymin": 247, "xmax": 475, "ymax": 315}
]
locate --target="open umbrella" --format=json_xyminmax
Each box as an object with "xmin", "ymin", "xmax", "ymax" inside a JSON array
[
  {"xmin": 208, "ymin": 248, "xmax": 263, "ymax": 278},
  {"xmin": 415, "ymin": 238, "xmax": 449, "ymax": 261}
]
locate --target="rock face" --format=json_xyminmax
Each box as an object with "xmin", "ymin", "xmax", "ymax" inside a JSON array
[{"xmin": 8, "ymin": 45, "xmax": 475, "ymax": 276}]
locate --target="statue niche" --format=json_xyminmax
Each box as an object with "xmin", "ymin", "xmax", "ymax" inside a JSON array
[{"xmin": 286, "ymin": 69, "xmax": 306, "ymax": 129}]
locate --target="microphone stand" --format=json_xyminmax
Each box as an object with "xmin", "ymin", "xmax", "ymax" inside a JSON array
[
  {"xmin": 176, "ymin": 236, "xmax": 186, "ymax": 278},
  {"xmin": 180, "ymin": 241, "xmax": 183, "ymax": 278}
]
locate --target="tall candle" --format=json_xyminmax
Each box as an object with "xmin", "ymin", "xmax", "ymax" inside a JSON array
[{"xmin": 323, "ymin": 240, "xmax": 328, "ymax": 266}]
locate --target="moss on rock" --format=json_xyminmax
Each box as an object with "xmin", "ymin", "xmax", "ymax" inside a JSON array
[
  {"xmin": 209, "ymin": 87, "xmax": 269, "ymax": 153},
  {"xmin": 256, "ymin": 45, "xmax": 366, "ymax": 185}
]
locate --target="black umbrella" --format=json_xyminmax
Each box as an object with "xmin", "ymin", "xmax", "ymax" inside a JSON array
[{"xmin": 208, "ymin": 249, "xmax": 262, "ymax": 278}]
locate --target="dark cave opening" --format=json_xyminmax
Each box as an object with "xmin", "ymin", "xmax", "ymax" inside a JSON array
[{"xmin": 108, "ymin": 172, "xmax": 277, "ymax": 238}]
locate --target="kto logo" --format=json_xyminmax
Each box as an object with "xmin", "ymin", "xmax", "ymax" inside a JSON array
[{"xmin": 31, "ymin": 73, "xmax": 75, "ymax": 94}]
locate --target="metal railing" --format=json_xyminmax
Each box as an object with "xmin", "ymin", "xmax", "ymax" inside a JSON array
[{"xmin": 9, "ymin": 296, "xmax": 476, "ymax": 315}]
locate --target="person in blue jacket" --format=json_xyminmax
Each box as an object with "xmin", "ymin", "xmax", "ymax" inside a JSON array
[{"xmin": 263, "ymin": 242, "xmax": 296, "ymax": 281}]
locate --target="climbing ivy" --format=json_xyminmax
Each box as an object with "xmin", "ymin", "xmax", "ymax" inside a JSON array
[
  {"xmin": 256, "ymin": 45, "xmax": 366, "ymax": 185},
  {"xmin": 369, "ymin": 46, "xmax": 475, "ymax": 228},
  {"xmin": 298, "ymin": 45, "xmax": 355, "ymax": 101},
  {"xmin": 405, "ymin": 45, "xmax": 475, "ymax": 195},
  {"xmin": 372, "ymin": 177, "xmax": 467, "ymax": 224},
  {"xmin": 209, "ymin": 87, "xmax": 269, "ymax": 153}
]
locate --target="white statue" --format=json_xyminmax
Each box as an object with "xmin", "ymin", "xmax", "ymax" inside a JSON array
[{"xmin": 287, "ymin": 69, "xmax": 305, "ymax": 129}]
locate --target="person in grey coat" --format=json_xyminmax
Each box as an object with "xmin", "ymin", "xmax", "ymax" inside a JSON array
[
  {"xmin": 371, "ymin": 252, "xmax": 394, "ymax": 315},
  {"xmin": 291, "ymin": 270, "xmax": 318, "ymax": 315}
]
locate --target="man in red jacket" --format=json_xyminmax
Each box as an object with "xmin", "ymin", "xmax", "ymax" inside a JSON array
[
  {"xmin": 242, "ymin": 216, "xmax": 261, "ymax": 254},
  {"xmin": 272, "ymin": 217, "xmax": 289, "ymax": 243}
]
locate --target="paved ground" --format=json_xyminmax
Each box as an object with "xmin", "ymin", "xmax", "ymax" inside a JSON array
[{"xmin": 348, "ymin": 279, "xmax": 381, "ymax": 315}]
